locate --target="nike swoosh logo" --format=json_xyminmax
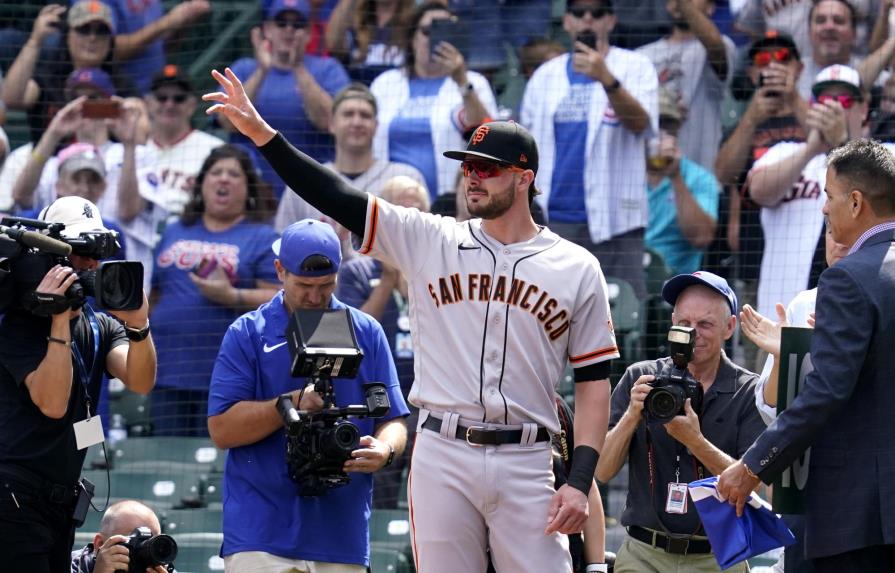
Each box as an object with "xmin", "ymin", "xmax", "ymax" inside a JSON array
[
  {"xmin": 458, "ymin": 244, "xmax": 480, "ymax": 251},
  {"xmin": 263, "ymin": 341, "xmax": 287, "ymax": 353}
]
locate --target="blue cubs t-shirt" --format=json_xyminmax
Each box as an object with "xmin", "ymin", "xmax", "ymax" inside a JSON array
[
  {"xmin": 228, "ymin": 57, "xmax": 350, "ymax": 196},
  {"xmin": 150, "ymin": 220, "xmax": 279, "ymax": 390},
  {"xmin": 387, "ymin": 77, "xmax": 444, "ymax": 200},
  {"xmin": 549, "ymin": 58, "xmax": 593, "ymax": 223}
]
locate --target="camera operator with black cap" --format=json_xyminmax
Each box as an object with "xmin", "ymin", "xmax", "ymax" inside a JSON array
[
  {"xmin": 596, "ymin": 271, "xmax": 765, "ymax": 573},
  {"xmin": 0, "ymin": 196, "xmax": 157, "ymax": 572},
  {"xmin": 71, "ymin": 499, "xmax": 172, "ymax": 573},
  {"xmin": 207, "ymin": 219, "xmax": 408, "ymax": 572}
]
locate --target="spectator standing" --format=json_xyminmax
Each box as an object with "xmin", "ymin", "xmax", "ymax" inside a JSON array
[
  {"xmin": 597, "ymin": 271, "xmax": 765, "ymax": 573},
  {"xmin": 222, "ymin": 0, "xmax": 350, "ymax": 196},
  {"xmin": 325, "ymin": 0, "xmax": 414, "ymax": 82},
  {"xmin": 149, "ymin": 145, "xmax": 280, "ymax": 436},
  {"xmin": 520, "ymin": 0, "xmax": 657, "ymax": 299},
  {"xmin": 714, "ymin": 31, "xmax": 807, "ymax": 368},
  {"xmin": 207, "ymin": 219, "xmax": 409, "ymax": 571},
  {"xmin": 276, "ymin": 82, "xmax": 425, "ymax": 231},
  {"xmin": 720, "ymin": 138, "xmax": 895, "ymax": 573},
  {"xmin": 645, "ymin": 89, "xmax": 720, "ymax": 275},
  {"xmin": 0, "ymin": 1, "xmax": 136, "ymax": 145},
  {"xmin": 369, "ymin": 2, "xmax": 497, "ymax": 199},
  {"xmin": 637, "ymin": 0, "xmax": 736, "ymax": 171}
]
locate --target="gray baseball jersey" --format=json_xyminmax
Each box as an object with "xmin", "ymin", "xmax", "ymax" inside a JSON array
[{"xmin": 359, "ymin": 195, "xmax": 619, "ymax": 433}]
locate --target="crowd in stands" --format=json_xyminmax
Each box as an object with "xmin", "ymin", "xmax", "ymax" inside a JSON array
[{"xmin": 2, "ymin": 0, "xmax": 895, "ymax": 544}]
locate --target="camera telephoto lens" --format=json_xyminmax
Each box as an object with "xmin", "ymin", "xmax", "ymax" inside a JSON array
[
  {"xmin": 134, "ymin": 533, "xmax": 178, "ymax": 568},
  {"xmin": 646, "ymin": 387, "xmax": 682, "ymax": 423}
]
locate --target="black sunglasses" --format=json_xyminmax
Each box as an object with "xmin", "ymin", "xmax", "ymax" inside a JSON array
[
  {"xmin": 73, "ymin": 23, "xmax": 112, "ymax": 37},
  {"xmin": 567, "ymin": 5, "xmax": 612, "ymax": 19},
  {"xmin": 274, "ymin": 17, "xmax": 307, "ymax": 30},
  {"xmin": 153, "ymin": 92, "xmax": 189, "ymax": 104}
]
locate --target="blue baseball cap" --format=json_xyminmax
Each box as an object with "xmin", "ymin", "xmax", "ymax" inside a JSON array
[
  {"xmin": 662, "ymin": 271, "xmax": 738, "ymax": 316},
  {"xmin": 272, "ymin": 219, "xmax": 341, "ymax": 277},
  {"xmin": 264, "ymin": 0, "xmax": 309, "ymax": 20},
  {"xmin": 66, "ymin": 68, "xmax": 116, "ymax": 97}
]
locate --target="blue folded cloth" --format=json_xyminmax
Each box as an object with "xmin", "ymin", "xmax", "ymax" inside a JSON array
[{"xmin": 688, "ymin": 476, "xmax": 796, "ymax": 569}]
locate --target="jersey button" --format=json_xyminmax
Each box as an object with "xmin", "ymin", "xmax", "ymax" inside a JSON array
[
  {"xmin": 502, "ymin": 263, "xmax": 509, "ymax": 270},
  {"xmin": 503, "ymin": 249, "xmax": 510, "ymax": 255}
]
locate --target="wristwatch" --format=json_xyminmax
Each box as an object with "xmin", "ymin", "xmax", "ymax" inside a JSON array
[
  {"xmin": 460, "ymin": 81, "xmax": 474, "ymax": 97},
  {"xmin": 124, "ymin": 321, "xmax": 151, "ymax": 342},
  {"xmin": 384, "ymin": 444, "xmax": 396, "ymax": 467},
  {"xmin": 603, "ymin": 78, "xmax": 621, "ymax": 94}
]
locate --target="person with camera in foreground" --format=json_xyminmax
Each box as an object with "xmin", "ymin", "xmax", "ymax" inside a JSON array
[
  {"xmin": 207, "ymin": 219, "xmax": 408, "ymax": 572},
  {"xmin": 0, "ymin": 195, "xmax": 157, "ymax": 572},
  {"xmin": 596, "ymin": 271, "xmax": 765, "ymax": 573},
  {"xmin": 71, "ymin": 499, "xmax": 174, "ymax": 573}
]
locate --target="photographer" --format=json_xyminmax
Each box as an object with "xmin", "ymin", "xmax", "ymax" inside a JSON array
[
  {"xmin": 71, "ymin": 500, "xmax": 171, "ymax": 573},
  {"xmin": 207, "ymin": 219, "xmax": 409, "ymax": 572},
  {"xmin": 0, "ymin": 195, "xmax": 157, "ymax": 572},
  {"xmin": 596, "ymin": 271, "xmax": 765, "ymax": 573}
]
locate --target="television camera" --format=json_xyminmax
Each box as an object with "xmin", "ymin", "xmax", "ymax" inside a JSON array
[{"xmin": 276, "ymin": 308, "xmax": 391, "ymax": 497}]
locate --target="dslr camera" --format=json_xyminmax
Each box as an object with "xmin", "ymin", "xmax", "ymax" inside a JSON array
[
  {"xmin": 118, "ymin": 527, "xmax": 178, "ymax": 573},
  {"xmin": 276, "ymin": 308, "xmax": 391, "ymax": 497},
  {"xmin": 0, "ymin": 216, "xmax": 143, "ymax": 315},
  {"xmin": 644, "ymin": 326, "xmax": 704, "ymax": 423}
]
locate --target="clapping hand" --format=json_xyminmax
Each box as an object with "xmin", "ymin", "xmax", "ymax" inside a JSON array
[{"xmin": 739, "ymin": 303, "xmax": 788, "ymax": 356}]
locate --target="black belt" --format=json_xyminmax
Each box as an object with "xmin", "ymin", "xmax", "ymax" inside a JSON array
[
  {"xmin": 422, "ymin": 415, "xmax": 550, "ymax": 446},
  {"xmin": 0, "ymin": 464, "xmax": 78, "ymax": 506},
  {"xmin": 627, "ymin": 526, "xmax": 712, "ymax": 555}
]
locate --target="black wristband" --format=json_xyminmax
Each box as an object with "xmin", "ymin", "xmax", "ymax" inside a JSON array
[
  {"xmin": 47, "ymin": 336, "xmax": 71, "ymax": 346},
  {"xmin": 384, "ymin": 444, "xmax": 395, "ymax": 467},
  {"xmin": 566, "ymin": 445, "xmax": 599, "ymax": 495},
  {"xmin": 603, "ymin": 78, "xmax": 621, "ymax": 93}
]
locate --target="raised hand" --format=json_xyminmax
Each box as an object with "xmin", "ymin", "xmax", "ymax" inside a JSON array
[
  {"xmin": 739, "ymin": 303, "xmax": 788, "ymax": 356},
  {"xmin": 203, "ymin": 68, "xmax": 276, "ymax": 146}
]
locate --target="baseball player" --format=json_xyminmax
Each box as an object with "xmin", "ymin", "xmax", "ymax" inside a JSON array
[{"xmin": 205, "ymin": 67, "xmax": 618, "ymax": 573}]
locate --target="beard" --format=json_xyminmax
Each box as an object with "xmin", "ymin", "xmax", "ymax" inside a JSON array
[{"xmin": 466, "ymin": 178, "xmax": 516, "ymax": 220}]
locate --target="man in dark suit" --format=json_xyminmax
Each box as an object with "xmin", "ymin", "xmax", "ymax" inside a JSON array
[{"xmin": 718, "ymin": 138, "xmax": 895, "ymax": 572}]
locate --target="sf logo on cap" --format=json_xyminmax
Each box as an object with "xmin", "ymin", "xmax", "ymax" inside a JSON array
[{"xmin": 472, "ymin": 125, "xmax": 490, "ymax": 145}]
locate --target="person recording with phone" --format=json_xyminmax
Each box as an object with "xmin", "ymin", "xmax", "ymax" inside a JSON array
[
  {"xmin": 520, "ymin": 0, "xmax": 656, "ymax": 300},
  {"xmin": 596, "ymin": 272, "xmax": 765, "ymax": 573},
  {"xmin": 0, "ymin": 195, "xmax": 157, "ymax": 572},
  {"xmin": 645, "ymin": 88, "xmax": 720, "ymax": 275},
  {"xmin": 207, "ymin": 219, "xmax": 408, "ymax": 572}
]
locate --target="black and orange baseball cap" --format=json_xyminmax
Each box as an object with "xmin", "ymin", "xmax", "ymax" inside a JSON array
[{"xmin": 443, "ymin": 120, "xmax": 539, "ymax": 173}]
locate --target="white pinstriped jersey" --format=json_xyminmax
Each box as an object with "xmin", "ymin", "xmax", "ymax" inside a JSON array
[{"xmin": 360, "ymin": 196, "xmax": 620, "ymax": 433}]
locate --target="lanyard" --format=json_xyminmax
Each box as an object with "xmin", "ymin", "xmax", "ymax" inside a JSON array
[
  {"xmin": 645, "ymin": 425, "xmax": 704, "ymax": 536},
  {"xmin": 71, "ymin": 305, "xmax": 101, "ymax": 418}
]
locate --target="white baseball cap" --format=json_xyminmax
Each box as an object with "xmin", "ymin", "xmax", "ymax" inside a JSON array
[
  {"xmin": 812, "ymin": 64, "xmax": 862, "ymax": 98},
  {"xmin": 38, "ymin": 196, "xmax": 109, "ymax": 238}
]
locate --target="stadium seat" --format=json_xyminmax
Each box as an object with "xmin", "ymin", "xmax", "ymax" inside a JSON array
[
  {"xmin": 161, "ymin": 507, "xmax": 223, "ymax": 535},
  {"xmin": 369, "ymin": 544, "xmax": 413, "ymax": 573},
  {"xmin": 370, "ymin": 509, "xmax": 412, "ymax": 554},
  {"xmin": 643, "ymin": 250, "xmax": 674, "ymax": 360},
  {"xmin": 169, "ymin": 533, "xmax": 225, "ymax": 573},
  {"xmin": 107, "ymin": 437, "xmax": 224, "ymax": 474},
  {"xmin": 86, "ymin": 468, "xmax": 204, "ymax": 510},
  {"xmin": 199, "ymin": 472, "xmax": 223, "ymax": 509},
  {"xmin": 605, "ymin": 276, "xmax": 644, "ymax": 378},
  {"xmin": 109, "ymin": 388, "xmax": 152, "ymax": 436}
]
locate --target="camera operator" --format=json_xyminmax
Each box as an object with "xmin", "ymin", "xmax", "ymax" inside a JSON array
[
  {"xmin": 0, "ymin": 196, "xmax": 157, "ymax": 572},
  {"xmin": 207, "ymin": 219, "xmax": 409, "ymax": 572},
  {"xmin": 596, "ymin": 271, "xmax": 765, "ymax": 573},
  {"xmin": 71, "ymin": 500, "xmax": 171, "ymax": 573}
]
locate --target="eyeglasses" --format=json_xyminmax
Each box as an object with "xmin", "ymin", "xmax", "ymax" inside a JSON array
[
  {"xmin": 274, "ymin": 17, "xmax": 307, "ymax": 30},
  {"xmin": 153, "ymin": 92, "xmax": 189, "ymax": 104},
  {"xmin": 816, "ymin": 94, "xmax": 861, "ymax": 109},
  {"xmin": 73, "ymin": 23, "xmax": 111, "ymax": 37},
  {"xmin": 567, "ymin": 5, "xmax": 612, "ymax": 19},
  {"xmin": 461, "ymin": 160, "xmax": 524, "ymax": 179},
  {"xmin": 753, "ymin": 47, "xmax": 792, "ymax": 67}
]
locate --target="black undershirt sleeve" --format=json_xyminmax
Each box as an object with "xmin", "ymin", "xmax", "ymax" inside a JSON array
[
  {"xmin": 258, "ymin": 132, "xmax": 369, "ymax": 236},
  {"xmin": 574, "ymin": 360, "xmax": 611, "ymax": 383}
]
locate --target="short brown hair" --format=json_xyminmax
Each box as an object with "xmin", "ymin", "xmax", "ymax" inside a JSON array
[
  {"xmin": 827, "ymin": 139, "xmax": 895, "ymax": 215},
  {"xmin": 332, "ymin": 82, "xmax": 378, "ymax": 115}
]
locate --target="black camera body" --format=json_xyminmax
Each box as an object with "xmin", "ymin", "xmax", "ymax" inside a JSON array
[
  {"xmin": 119, "ymin": 526, "xmax": 177, "ymax": 573},
  {"xmin": 277, "ymin": 309, "xmax": 391, "ymax": 497},
  {"xmin": 0, "ymin": 217, "xmax": 143, "ymax": 315},
  {"xmin": 644, "ymin": 326, "xmax": 704, "ymax": 423}
]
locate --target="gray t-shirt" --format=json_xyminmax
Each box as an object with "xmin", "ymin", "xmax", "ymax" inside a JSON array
[
  {"xmin": 274, "ymin": 159, "xmax": 426, "ymax": 232},
  {"xmin": 608, "ymin": 354, "xmax": 767, "ymax": 534},
  {"xmin": 638, "ymin": 35, "xmax": 736, "ymax": 171}
]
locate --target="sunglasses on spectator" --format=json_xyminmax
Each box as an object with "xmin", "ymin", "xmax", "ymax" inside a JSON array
[
  {"xmin": 567, "ymin": 5, "xmax": 612, "ymax": 19},
  {"xmin": 274, "ymin": 17, "xmax": 307, "ymax": 30},
  {"xmin": 816, "ymin": 94, "xmax": 861, "ymax": 109},
  {"xmin": 153, "ymin": 92, "xmax": 189, "ymax": 104},
  {"xmin": 73, "ymin": 23, "xmax": 112, "ymax": 37},
  {"xmin": 461, "ymin": 160, "xmax": 524, "ymax": 179},
  {"xmin": 753, "ymin": 47, "xmax": 792, "ymax": 67}
]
